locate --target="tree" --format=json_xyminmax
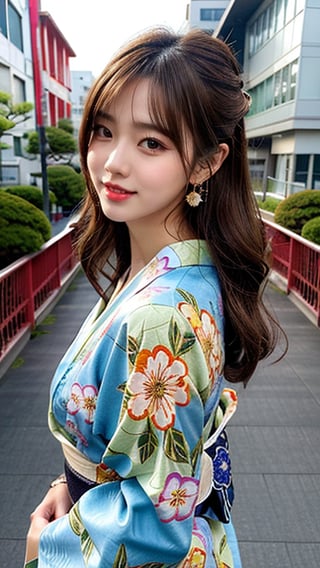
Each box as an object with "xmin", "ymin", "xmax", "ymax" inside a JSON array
[
  {"xmin": 0, "ymin": 91, "xmax": 33, "ymax": 184},
  {"xmin": 25, "ymin": 124, "xmax": 76, "ymax": 163}
]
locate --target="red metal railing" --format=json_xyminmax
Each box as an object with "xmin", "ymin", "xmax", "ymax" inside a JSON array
[
  {"xmin": 0, "ymin": 227, "xmax": 79, "ymax": 366},
  {"xmin": 265, "ymin": 219, "xmax": 320, "ymax": 326},
  {"xmin": 0, "ymin": 220, "xmax": 319, "ymax": 376}
]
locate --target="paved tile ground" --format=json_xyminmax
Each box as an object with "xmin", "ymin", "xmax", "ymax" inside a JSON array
[{"xmin": 0, "ymin": 271, "xmax": 319, "ymax": 567}]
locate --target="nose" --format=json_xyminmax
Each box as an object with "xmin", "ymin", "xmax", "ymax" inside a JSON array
[{"xmin": 104, "ymin": 142, "xmax": 130, "ymax": 177}]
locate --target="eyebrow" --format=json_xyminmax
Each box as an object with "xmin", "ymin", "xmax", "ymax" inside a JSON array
[{"xmin": 95, "ymin": 110, "xmax": 167, "ymax": 136}]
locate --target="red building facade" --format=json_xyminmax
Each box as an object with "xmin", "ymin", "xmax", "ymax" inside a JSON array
[{"xmin": 39, "ymin": 11, "xmax": 75, "ymax": 126}]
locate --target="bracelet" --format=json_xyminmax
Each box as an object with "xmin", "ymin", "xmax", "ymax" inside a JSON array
[{"xmin": 50, "ymin": 473, "xmax": 67, "ymax": 488}]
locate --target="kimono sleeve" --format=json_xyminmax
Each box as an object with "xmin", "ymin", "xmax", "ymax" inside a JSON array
[{"xmin": 38, "ymin": 302, "xmax": 223, "ymax": 567}]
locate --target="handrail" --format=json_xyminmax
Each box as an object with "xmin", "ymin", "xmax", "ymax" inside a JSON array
[
  {"xmin": 0, "ymin": 218, "xmax": 319, "ymax": 379},
  {"xmin": 0, "ymin": 226, "xmax": 79, "ymax": 377},
  {"xmin": 264, "ymin": 219, "xmax": 320, "ymax": 326}
]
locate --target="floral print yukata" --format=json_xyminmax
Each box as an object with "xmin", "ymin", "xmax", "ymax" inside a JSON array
[{"xmin": 32, "ymin": 240, "xmax": 242, "ymax": 568}]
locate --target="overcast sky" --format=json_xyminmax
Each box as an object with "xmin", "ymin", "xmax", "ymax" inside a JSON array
[{"xmin": 40, "ymin": 0, "xmax": 188, "ymax": 77}]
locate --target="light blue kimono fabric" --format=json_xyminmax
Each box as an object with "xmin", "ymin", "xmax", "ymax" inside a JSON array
[{"xmin": 31, "ymin": 240, "xmax": 242, "ymax": 568}]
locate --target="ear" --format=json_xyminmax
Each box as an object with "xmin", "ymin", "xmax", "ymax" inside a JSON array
[{"xmin": 189, "ymin": 143, "xmax": 229, "ymax": 185}]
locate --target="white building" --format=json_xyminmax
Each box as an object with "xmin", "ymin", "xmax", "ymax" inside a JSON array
[
  {"xmin": 70, "ymin": 70, "xmax": 94, "ymax": 137},
  {"xmin": 216, "ymin": 0, "xmax": 320, "ymax": 195},
  {"xmin": 187, "ymin": 0, "xmax": 230, "ymax": 33},
  {"xmin": 0, "ymin": 0, "xmax": 38, "ymax": 185}
]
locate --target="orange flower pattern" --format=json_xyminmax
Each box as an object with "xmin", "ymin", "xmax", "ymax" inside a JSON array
[
  {"xmin": 178, "ymin": 300, "xmax": 223, "ymax": 385},
  {"xmin": 127, "ymin": 345, "xmax": 190, "ymax": 430}
]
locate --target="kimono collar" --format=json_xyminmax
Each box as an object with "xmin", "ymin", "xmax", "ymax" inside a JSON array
[{"xmin": 92, "ymin": 239, "xmax": 213, "ymax": 321}]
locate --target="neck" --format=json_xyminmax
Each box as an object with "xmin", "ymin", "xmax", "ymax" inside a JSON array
[{"xmin": 126, "ymin": 219, "xmax": 194, "ymax": 281}]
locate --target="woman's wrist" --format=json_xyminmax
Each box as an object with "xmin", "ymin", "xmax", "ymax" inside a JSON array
[{"xmin": 50, "ymin": 473, "xmax": 67, "ymax": 488}]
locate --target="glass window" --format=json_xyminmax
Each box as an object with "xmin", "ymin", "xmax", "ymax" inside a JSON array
[
  {"xmin": 257, "ymin": 82, "xmax": 265, "ymax": 112},
  {"xmin": 285, "ymin": 0, "xmax": 295, "ymax": 22},
  {"xmin": 312, "ymin": 155, "xmax": 320, "ymax": 188},
  {"xmin": 262, "ymin": 10, "xmax": 269, "ymax": 44},
  {"xmin": 13, "ymin": 75, "xmax": 25, "ymax": 103},
  {"xmin": 200, "ymin": 8, "xmax": 224, "ymax": 21},
  {"xmin": 275, "ymin": 0, "xmax": 285, "ymax": 31},
  {"xmin": 13, "ymin": 136, "xmax": 22, "ymax": 156},
  {"xmin": 256, "ymin": 13, "xmax": 263, "ymax": 49},
  {"xmin": 295, "ymin": 155, "xmax": 309, "ymax": 184},
  {"xmin": 200, "ymin": 9, "xmax": 214, "ymax": 21},
  {"xmin": 274, "ymin": 70, "xmax": 281, "ymax": 106},
  {"xmin": 281, "ymin": 65, "xmax": 289, "ymax": 103},
  {"xmin": 0, "ymin": 63, "xmax": 10, "ymax": 91},
  {"xmin": 290, "ymin": 59, "xmax": 298, "ymax": 99},
  {"xmin": 0, "ymin": 0, "xmax": 7, "ymax": 37},
  {"xmin": 213, "ymin": 9, "xmax": 225, "ymax": 20},
  {"xmin": 265, "ymin": 76, "xmax": 274, "ymax": 109},
  {"xmin": 268, "ymin": 2, "xmax": 275, "ymax": 37},
  {"xmin": 8, "ymin": 1, "xmax": 23, "ymax": 51},
  {"xmin": 247, "ymin": 87, "xmax": 256, "ymax": 115},
  {"xmin": 249, "ymin": 22, "xmax": 256, "ymax": 56}
]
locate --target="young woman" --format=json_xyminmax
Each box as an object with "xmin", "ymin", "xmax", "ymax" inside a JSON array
[{"xmin": 25, "ymin": 28, "xmax": 281, "ymax": 567}]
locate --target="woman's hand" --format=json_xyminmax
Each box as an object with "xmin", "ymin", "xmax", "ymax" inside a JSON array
[{"xmin": 25, "ymin": 483, "xmax": 73, "ymax": 563}]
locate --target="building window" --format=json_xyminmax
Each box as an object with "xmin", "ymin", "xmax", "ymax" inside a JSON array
[
  {"xmin": 0, "ymin": 0, "xmax": 7, "ymax": 37},
  {"xmin": 289, "ymin": 60, "xmax": 298, "ymax": 99},
  {"xmin": 247, "ymin": 59, "xmax": 299, "ymax": 116},
  {"xmin": 8, "ymin": 1, "xmax": 23, "ymax": 51},
  {"xmin": 275, "ymin": 0, "xmax": 285, "ymax": 31},
  {"xmin": 256, "ymin": 82, "xmax": 265, "ymax": 113},
  {"xmin": 200, "ymin": 8, "xmax": 224, "ymax": 21},
  {"xmin": 285, "ymin": 0, "xmax": 295, "ymax": 23},
  {"xmin": 295, "ymin": 155, "xmax": 309, "ymax": 185},
  {"xmin": 248, "ymin": 0, "xmax": 303, "ymax": 57},
  {"xmin": 13, "ymin": 136, "xmax": 22, "ymax": 156},
  {"xmin": 13, "ymin": 75, "xmax": 26, "ymax": 103},
  {"xmin": 249, "ymin": 22, "xmax": 256, "ymax": 56},
  {"xmin": 0, "ymin": 63, "xmax": 10, "ymax": 92},
  {"xmin": 273, "ymin": 70, "xmax": 281, "ymax": 106},
  {"xmin": 265, "ymin": 76, "xmax": 274, "ymax": 109},
  {"xmin": 313, "ymin": 155, "xmax": 320, "ymax": 189},
  {"xmin": 281, "ymin": 65, "xmax": 289, "ymax": 103}
]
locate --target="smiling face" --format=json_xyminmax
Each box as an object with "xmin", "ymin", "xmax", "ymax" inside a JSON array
[{"xmin": 87, "ymin": 79, "xmax": 193, "ymax": 236}]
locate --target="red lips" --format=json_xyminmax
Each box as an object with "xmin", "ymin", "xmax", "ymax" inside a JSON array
[{"xmin": 103, "ymin": 183, "xmax": 135, "ymax": 202}]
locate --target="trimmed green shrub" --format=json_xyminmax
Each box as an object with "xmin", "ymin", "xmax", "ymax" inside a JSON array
[
  {"xmin": 47, "ymin": 165, "xmax": 85, "ymax": 211},
  {"xmin": 58, "ymin": 118, "xmax": 74, "ymax": 134},
  {"xmin": 2, "ymin": 185, "xmax": 56, "ymax": 211},
  {"xmin": 25, "ymin": 126, "xmax": 76, "ymax": 156},
  {"xmin": 301, "ymin": 216, "xmax": 320, "ymax": 245},
  {"xmin": 274, "ymin": 190, "xmax": 320, "ymax": 234},
  {"xmin": 256, "ymin": 196, "xmax": 280, "ymax": 213},
  {"xmin": 0, "ymin": 192, "xmax": 51, "ymax": 268}
]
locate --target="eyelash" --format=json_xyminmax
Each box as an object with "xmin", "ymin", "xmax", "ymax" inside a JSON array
[
  {"xmin": 141, "ymin": 138, "xmax": 165, "ymax": 151},
  {"xmin": 92, "ymin": 124, "xmax": 111, "ymax": 138},
  {"xmin": 92, "ymin": 125, "xmax": 166, "ymax": 152}
]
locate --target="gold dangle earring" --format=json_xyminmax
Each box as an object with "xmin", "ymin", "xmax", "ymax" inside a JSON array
[{"xmin": 186, "ymin": 181, "xmax": 208, "ymax": 207}]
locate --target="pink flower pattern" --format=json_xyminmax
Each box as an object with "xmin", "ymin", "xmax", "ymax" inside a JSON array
[
  {"xmin": 155, "ymin": 472, "xmax": 199, "ymax": 523},
  {"xmin": 144, "ymin": 255, "xmax": 171, "ymax": 279},
  {"xmin": 66, "ymin": 382, "xmax": 98, "ymax": 424}
]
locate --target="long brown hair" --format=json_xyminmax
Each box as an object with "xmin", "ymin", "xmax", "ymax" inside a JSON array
[{"xmin": 74, "ymin": 27, "xmax": 283, "ymax": 384}]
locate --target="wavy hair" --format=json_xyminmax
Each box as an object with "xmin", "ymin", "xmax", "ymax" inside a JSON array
[{"xmin": 74, "ymin": 27, "xmax": 283, "ymax": 384}]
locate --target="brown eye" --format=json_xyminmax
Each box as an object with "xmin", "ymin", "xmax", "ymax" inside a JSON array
[
  {"xmin": 141, "ymin": 138, "xmax": 164, "ymax": 151},
  {"xmin": 93, "ymin": 125, "xmax": 112, "ymax": 138}
]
